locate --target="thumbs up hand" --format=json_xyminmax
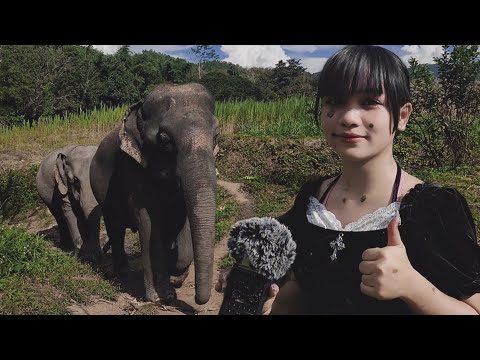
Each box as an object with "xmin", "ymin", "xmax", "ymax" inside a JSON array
[{"xmin": 359, "ymin": 217, "xmax": 417, "ymax": 300}]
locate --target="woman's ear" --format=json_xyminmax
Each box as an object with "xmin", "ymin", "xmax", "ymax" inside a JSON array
[{"xmin": 397, "ymin": 102, "xmax": 412, "ymax": 132}]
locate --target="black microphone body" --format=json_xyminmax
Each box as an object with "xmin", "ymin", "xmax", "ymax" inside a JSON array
[{"xmin": 218, "ymin": 217, "xmax": 296, "ymax": 315}]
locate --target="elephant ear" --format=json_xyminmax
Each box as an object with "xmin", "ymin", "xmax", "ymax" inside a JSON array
[
  {"xmin": 54, "ymin": 153, "xmax": 68, "ymax": 196},
  {"xmin": 119, "ymin": 101, "xmax": 147, "ymax": 168}
]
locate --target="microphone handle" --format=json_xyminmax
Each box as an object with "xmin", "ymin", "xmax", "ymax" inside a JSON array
[{"xmin": 218, "ymin": 263, "xmax": 274, "ymax": 315}]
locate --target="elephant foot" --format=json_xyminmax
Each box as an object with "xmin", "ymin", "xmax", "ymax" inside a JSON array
[
  {"xmin": 161, "ymin": 287, "xmax": 177, "ymax": 305},
  {"xmin": 144, "ymin": 287, "xmax": 160, "ymax": 303},
  {"xmin": 59, "ymin": 239, "xmax": 76, "ymax": 252},
  {"xmin": 170, "ymin": 268, "xmax": 190, "ymax": 288},
  {"xmin": 78, "ymin": 246, "xmax": 104, "ymax": 264},
  {"xmin": 154, "ymin": 275, "xmax": 177, "ymax": 305}
]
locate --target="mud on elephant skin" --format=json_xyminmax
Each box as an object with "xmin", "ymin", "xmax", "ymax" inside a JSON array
[
  {"xmin": 36, "ymin": 145, "xmax": 103, "ymax": 263},
  {"xmin": 90, "ymin": 83, "xmax": 219, "ymax": 305}
]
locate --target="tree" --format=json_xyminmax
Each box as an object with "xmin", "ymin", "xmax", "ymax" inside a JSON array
[
  {"xmin": 190, "ymin": 45, "xmax": 219, "ymax": 80},
  {"xmin": 98, "ymin": 45, "xmax": 142, "ymax": 106},
  {"xmin": 272, "ymin": 59, "xmax": 308, "ymax": 98},
  {"xmin": 0, "ymin": 45, "xmax": 74, "ymax": 126},
  {"xmin": 199, "ymin": 72, "xmax": 261, "ymax": 101},
  {"xmin": 409, "ymin": 45, "xmax": 480, "ymax": 168}
]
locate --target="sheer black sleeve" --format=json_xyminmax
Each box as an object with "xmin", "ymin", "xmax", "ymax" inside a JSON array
[{"xmin": 405, "ymin": 185, "xmax": 480, "ymax": 299}]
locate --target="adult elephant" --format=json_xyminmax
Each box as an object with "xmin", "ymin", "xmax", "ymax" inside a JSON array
[
  {"xmin": 90, "ymin": 83, "xmax": 219, "ymax": 305},
  {"xmin": 36, "ymin": 145, "xmax": 103, "ymax": 263}
]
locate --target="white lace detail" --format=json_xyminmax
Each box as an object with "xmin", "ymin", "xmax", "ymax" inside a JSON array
[{"xmin": 307, "ymin": 196, "xmax": 401, "ymax": 232}]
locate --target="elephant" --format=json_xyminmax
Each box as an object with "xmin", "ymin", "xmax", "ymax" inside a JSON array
[
  {"xmin": 36, "ymin": 145, "xmax": 103, "ymax": 263},
  {"xmin": 90, "ymin": 83, "xmax": 219, "ymax": 305}
]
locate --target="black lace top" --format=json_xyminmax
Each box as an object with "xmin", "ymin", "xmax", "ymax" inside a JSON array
[{"xmin": 277, "ymin": 176, "xmax": 480, "ymax": 314}]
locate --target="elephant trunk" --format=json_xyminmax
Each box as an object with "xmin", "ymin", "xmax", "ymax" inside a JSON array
[{"xmin": 179, "ymin": 152, "xmax": 216, "ymax": 305}]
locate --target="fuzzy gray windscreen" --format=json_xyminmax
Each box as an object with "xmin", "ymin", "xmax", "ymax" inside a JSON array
[{"xmin": 227, "ymin": 217, "xmax": 296, "ymax": 280}]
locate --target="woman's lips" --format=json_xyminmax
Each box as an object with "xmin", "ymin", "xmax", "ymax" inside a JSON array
[{"xmin": 333, "ymin": 133, "xmax": 366, "ymax": 143}]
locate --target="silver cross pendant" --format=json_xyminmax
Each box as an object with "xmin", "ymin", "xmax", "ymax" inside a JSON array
[{"xmin": 330, "ymin": 232, "xmax": 345, "ymax": 261}]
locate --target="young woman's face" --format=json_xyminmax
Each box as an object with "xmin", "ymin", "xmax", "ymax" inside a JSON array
[{"xmin": 321, "ymin": 92, "xmax": 397, "ymax": 162}]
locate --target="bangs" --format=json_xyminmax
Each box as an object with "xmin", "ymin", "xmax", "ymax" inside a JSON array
[
  {"xmin": 313, "ymin": 45, "xmax": 410, "ymax": 132},
  {"xmin": 317, "ymin": 48, "xmax": 387, "ymax": 100}
]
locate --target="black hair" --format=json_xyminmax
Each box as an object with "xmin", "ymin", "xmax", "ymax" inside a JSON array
[{"xmin": 313, "ymin": 45, "xmax": 410, "ymax": 133}]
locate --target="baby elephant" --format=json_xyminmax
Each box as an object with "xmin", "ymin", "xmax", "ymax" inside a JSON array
[{"xmin": 36, "ymin": 145, "xmax": 103, "ymax": 263}]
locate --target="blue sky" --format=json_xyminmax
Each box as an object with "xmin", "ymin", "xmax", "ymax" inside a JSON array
[{"xmin": 92, "ymin": 45, "xmax": 444, "ymax": 74}]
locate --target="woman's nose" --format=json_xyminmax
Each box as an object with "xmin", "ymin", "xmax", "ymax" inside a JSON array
[{"xmin": 340, "ymin": 107, "xmax": 362, "ymax": 127}]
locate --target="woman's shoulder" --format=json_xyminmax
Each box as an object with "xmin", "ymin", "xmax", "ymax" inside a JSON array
[
  {"xmin": 297, "ymin": 174, "xmax": 338, "ymax": 201},
  {"xmin": 400, "ymin": 174, "xmax": 471, "ymax": 216},
  {"xmin": 278, "ymin": 174, "xmax": 337, "ymax": 225}
]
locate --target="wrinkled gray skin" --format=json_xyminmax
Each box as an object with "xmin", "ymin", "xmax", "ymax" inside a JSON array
[
  {"xmin": 90, "ymin": 83, "xmax": 219, "ymax": 305},
  {"xmin": 36, "ymin": 145, "xmax": 103, "ymax": 263}
]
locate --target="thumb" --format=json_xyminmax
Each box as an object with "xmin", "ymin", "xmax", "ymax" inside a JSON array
[
  {"xmin": 387, "ymin": 216, "xmax": 403, "ymax": 247},
  {"xmin": 262, "ymin": 283, "xmax": 279, "ymax": 315}
]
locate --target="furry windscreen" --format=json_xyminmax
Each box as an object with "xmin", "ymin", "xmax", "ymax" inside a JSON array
[{"xmin": 227, "ymin": 217, "xmax": 296, "ymax": 280}]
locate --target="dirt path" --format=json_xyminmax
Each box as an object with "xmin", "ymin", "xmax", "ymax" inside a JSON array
[{"xmin": 65, "ymin": 179, "xmax": 254, "ymax": 315}]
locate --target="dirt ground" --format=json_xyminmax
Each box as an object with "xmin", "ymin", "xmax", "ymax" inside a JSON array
[{"xmin": 18, "ymin": 178, "xmax": 254, "ymax": 315}]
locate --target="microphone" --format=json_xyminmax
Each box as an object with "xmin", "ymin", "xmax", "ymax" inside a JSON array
[{"xmin": 218, "ymin": 216, "xmax": 296, "ymax": 315}]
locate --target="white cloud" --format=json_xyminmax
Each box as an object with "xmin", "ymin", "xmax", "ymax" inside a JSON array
[
  {"xmin": 281, "ymin": 45, "xmax": 342, "ymax": 53},
  {"xmin": 221, "ymin": 45, "xmax": 289, "ymax": 68},
  {"xmin": 130, "ymin": 45, "xmax": 193, "ymax": 53},
  {"xmin": 400, "ymin": 45, "xmax": 443, "ymax": 64},
  {"xmin": 91, "ymin": 45, "xmax": 121, "ymax": 54},
  {"xmin": 300, "ymin": 57, "xmax": 329, "ymax": 74}
]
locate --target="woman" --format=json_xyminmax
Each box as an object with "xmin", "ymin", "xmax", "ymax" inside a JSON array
[{"xmin": 217, "ymin": 45, "xmax": 480, "ymax": 314}]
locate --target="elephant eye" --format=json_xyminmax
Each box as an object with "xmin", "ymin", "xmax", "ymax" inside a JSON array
[{"xmin": 158, "ymin": 132, "xmax": 171, "ymax": 144}]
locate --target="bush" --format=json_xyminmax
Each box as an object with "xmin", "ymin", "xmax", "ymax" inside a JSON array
[{"xmin": 0, "ymin": 165, "xmax": 40, "ymax": 220}]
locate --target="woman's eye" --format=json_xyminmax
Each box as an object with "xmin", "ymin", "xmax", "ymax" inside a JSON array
[
  {"xmin": 324, "ymin": 97, "xmax": 339, "ymax": 105},
  {"xmin": 364, "ymin": 99, "xmax": 381, "ymax": 106}
]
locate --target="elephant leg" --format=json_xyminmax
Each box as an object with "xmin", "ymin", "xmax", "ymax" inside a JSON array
[
  {"xmin": 49, "ymin": 205, "xmax": 75, "ymax": 251},
  {"xmin": 104, "ymin": 214, "xmax": 128, "ymax": 275},
  {"xmin": 169, "ymin": 218, "xmax": 193, "ymax": 288},
  {"xmin": 60, "ymin": 199, "xmax": 83, "ymax": 254},
  {"xmin": 78, "ymin": 206, "xmax": 103, "ymax": 264},
  {"xmin": 151, "ymin": 226, "xmax": 177, "ymax": 304},
  {"xmin": 136, "ymin": 207, "xmax": 160, "ymax": 303}
]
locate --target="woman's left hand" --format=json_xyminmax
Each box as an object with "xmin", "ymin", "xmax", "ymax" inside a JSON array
[{"xmin": 359, "ymin": 217, "xmax": 418, "ymax": 300}]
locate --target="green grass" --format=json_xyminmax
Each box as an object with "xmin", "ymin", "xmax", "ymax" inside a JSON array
[
  {"xmin": 215, "ymin": 186, "xmax": 240, "ymax": 244},
  {"xmin": 0, "ymin": 224, "xmax": 117, "ymax": 314}
]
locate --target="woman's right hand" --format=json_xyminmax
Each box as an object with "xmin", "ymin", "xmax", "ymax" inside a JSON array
[{"xmin": 215, "ymin": 267, "xmax": 280, "ymax": 315}]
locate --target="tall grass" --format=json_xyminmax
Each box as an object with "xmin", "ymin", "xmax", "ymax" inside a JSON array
[
  {"xmin": 216, "ymin": 96, "xmax": 321, "ymax": 137},
  {"xmin": 0, "ymin": 104, "xmax": 128, "ymax": 154},
  {"xmin": 0, "ymin": 97, "xmax": 321, "ymax": 156}
]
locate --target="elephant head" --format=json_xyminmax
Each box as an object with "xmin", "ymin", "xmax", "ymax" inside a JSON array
[
  {"xmin": 120, "ymin": 83, "xmax": 219, "ymax": 305},
  {"xmin": 54, "ymin": 147, "xmax": 98, "ymax": 216}
]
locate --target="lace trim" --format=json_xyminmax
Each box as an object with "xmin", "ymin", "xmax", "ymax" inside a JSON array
[{"xmin": 306, "ymin": 196, "xmax": 402, "ymax": 232}]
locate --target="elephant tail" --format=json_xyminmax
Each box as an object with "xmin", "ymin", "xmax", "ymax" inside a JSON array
[{"xmin": 103, "ymin": 239, "xmax": 111, "ymax": 254}]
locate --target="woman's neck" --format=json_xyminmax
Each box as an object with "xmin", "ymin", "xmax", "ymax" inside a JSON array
[{"xmin": 338, "ymin": 156, "xmax": 398, "ymax": 198}]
